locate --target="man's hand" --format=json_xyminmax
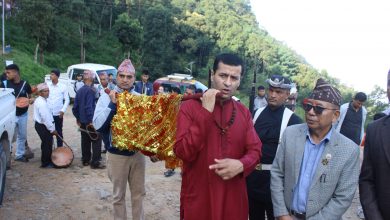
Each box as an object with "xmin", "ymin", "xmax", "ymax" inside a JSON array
[
  {"xmin": 201, "ymin": 89, "xmax": 219, "ymax": 113},
  {"xmin": 76, "ymin": 120, "xmax": 81, "ymax": 127},
  {"xmin": 209, "ymin": 158, "xmax": 244, "ymax": 180},
  {"xmin": 51, "ymin": 130, "xmax": 58, "ymax": 136},
  {"xmin": 277, "ymin": 215, "xmax": 293, "ymax": 220},
  {"xmin": 59, "ymin": 111, "xmax": 64, "ymax": 119},
  {"xmin": 109, "ymin": 90, "xmax": 117, "ymax": 104}
]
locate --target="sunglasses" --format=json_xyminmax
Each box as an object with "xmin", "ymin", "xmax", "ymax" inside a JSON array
[{"xmin": 302, "ymin": 99, "xmax": 338, "ymax": 115}]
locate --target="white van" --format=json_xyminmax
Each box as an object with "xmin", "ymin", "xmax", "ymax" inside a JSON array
[{"xmin": 45, "ymin": 63, "xmax": 117, "ymax": 99}]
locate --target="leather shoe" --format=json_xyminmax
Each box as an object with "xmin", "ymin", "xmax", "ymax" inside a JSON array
[{"xmin": 90, "ymin": 163, "xmax": 106, "ymax": 169}]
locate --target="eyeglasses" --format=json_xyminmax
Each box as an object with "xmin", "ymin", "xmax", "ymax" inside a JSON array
[{"xmin": 302, "ymin": 102, "xmax": 338, "ymax": 115}]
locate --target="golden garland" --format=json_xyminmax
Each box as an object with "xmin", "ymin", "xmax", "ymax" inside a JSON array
[{"xmin": 111, "ymin": 92, "xmax": 183, "ymax": 168}]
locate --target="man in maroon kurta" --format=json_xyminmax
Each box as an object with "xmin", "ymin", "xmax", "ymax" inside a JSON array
[{"xmin": 174, "ymin": 53, "xmax": 262, "ymax": 220}]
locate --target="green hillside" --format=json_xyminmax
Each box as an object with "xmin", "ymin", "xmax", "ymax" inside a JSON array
[{"xmin": 0, "ymin": 49, "xmax": 51, "ymax": 84}]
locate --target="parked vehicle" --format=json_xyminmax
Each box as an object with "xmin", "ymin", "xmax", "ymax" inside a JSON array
[
  {"xmin": 152, "ymin": 73, "xmax": 207, "ymax": 95},
  {"xmin": 0, "ymin": 88, "xmax": 16, "ymax": 206},
  {"xmin": 44, "ymin": 63, "xmax": 117, "ymax": 99}
]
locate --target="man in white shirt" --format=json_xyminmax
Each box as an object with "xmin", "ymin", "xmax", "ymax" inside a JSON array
[
  {"xmin": 34, "ymin": 83, "xmax": 58, "ymax": 168},
  {"xmin": 47, "ymin": 69, "xmax": 70, "ymax": 147},
  {"xmin": 254, "ymin": 85, "xmax": 267, "ymax": 112}
]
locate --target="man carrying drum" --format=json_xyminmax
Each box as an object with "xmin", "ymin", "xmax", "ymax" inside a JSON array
[{"xmin": 1, "ymin": 64, "xmax": 33, "ymax": 162}]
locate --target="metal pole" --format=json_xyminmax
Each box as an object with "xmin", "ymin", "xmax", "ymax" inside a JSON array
[
  {"xmin": 249, "ymin": 59, "xmax": 258, "ymax": 115},
  {"xmin": 249, "ymin": 58, "xmax": 264, "ymax": 116},
  {"xmin": 2, "ymin": 0, "xmax": 4, "ymax": 54}
]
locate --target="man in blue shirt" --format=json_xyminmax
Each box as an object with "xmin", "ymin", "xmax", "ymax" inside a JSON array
[{"xmin": 271, "ymin": 78, "xmax": 360, "ymax": 220}]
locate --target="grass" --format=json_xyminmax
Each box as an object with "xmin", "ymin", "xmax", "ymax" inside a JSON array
[{"xmin": 1, "ymin": 49, "xmax": 51, "ymax": 85}]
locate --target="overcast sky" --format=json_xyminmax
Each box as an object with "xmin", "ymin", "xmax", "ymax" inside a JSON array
[{"xmin": 250, "ymin": 0, "xmax": 390, "ymax": 94}]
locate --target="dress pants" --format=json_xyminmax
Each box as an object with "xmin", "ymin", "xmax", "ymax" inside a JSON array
[
  {"xmin": 107, "ymin": 152, "xmax": 145, "ymax": 220},
  {"xmin": 101, "ymin": 132, "xmax": 110, "ymax": 150},
  {"xmin": 248, "ymin": 196, "xmax": 274, "ymax": 220},
  {"xmin": 247, "ymin": 170, "xmax": 274, "ymax": 220},
  {"xmin": 80, "ymin": 123, "xmax": 102, "ymax": 166},
  {"xmin": 34, "ymin": 122, "xmax": 53, "ymax": 166},
  {"xmin": 53, "ymin": 115, "xmax": 63, "ymax": 147}
]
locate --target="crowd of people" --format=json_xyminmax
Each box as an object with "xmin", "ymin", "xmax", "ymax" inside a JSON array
[{"xmin": 1, "ymin": 53, "xmax": 390, "ymax": 220}]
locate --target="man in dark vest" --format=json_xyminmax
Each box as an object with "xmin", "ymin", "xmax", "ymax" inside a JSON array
[{"xmin": 247, "ymin": 75, "xmax": 302, "ymax": 220}]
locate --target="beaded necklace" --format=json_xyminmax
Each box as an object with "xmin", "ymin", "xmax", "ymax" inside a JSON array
[{"xmin": 214, "ymin": 101, "xmax": 237, "ymax": 135}]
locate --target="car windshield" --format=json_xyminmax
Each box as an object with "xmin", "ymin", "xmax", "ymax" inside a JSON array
[
  {"xmin": 97, "ymin": 69, "xmax": 117, "ymax": 78},
  {"xmin": 72, "ymin": 68, "xmax": 117, "ymax": 84},
  {"xmin": 194, "ymin": 81, "xmax": 208, "ymax": 92}
]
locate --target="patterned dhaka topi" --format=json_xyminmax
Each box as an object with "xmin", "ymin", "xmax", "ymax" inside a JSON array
[{"xmin": 308, "ymin": 78, "xmax": 342, "ymax": 106}]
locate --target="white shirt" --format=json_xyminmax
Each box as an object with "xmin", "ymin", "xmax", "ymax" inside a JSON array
[
  {"xmin": 47, "ymin": 81, "xmax": 70, "ymax": 116},
  {"xmin": 254, "ymin": 96, "xmax": 267, "ymax": 111},
  {"xmin": 93, "ymin": 89, "xmax": 140, "ymax": 130},
  {"xmin": 34, "ymin": 96, "xmax": 55, "ymax": 132}
]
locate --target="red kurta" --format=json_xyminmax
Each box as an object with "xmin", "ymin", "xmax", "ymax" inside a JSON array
[{"xmin": 174, "ymin": 98, "xmax": 262, "ymax": 220}]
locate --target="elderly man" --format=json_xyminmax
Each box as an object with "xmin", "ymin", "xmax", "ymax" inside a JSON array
[
  {"xmin": 72, "ymin": 70, "xmax": 104, "ymax": 169},
  {"xmin": 97, "ymin": 71, "xmax": 115, "ymax": 96},
  {"xmin": 174, "ymin": 53, "xmax": 262, "ymax": 220},
  {"xmin": 271, "ymin": 78, "xmax": 360, "ymax": 220},
  {"xmin": 34, "ymin": 83, "xmax": 58, "ymax": 168},
  {"xmin": 47, "ymin": 69, "xmax": 70, "ymax": 147},
  {"xmin": 247, "ymin": 75, "xmax": 302, "ymax": 220},
  {"xmin": 93, "ymin": 59, "xmax": 147, "ymax": 220}
]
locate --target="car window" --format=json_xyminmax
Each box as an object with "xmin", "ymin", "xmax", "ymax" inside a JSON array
[
  {"xmin": 180, "ymin": 84, "xmax": 191, "ymax": 94},
  {"xmin": 97, "ymin": 69, "xmax": 117, "ymax": 78},
  {"xmin": 194, "ymin": 81, "xmax": 208, "ymax": 92},
  {"xmin": 72, "ymin": 69, "xmax": 85, "ymax": 80}
]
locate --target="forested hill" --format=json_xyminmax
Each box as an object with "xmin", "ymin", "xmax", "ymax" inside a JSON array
[{"xmin": 2, "ymin": 0, "xmax": 356, "ymax": 103}]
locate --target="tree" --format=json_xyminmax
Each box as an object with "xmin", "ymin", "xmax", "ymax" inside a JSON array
[
  {"xmin": 140, "ymin": 5, "xmax": 176, "ymax": 77},
  {"xmin": 366, "ymin": 85, "xmax": 388, "ymax": 122},
  {"xmin": 113, "ymin": 13, "xmax": 143, "ymax": 59},
  {"xmin": 18, "ymin": 0, "xmax": 54, "ymax": 64}
]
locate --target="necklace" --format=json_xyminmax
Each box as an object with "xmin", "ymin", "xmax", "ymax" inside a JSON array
[{"xmin": 214, "ymin": 101, "xmax": 237, "ymax": 135}]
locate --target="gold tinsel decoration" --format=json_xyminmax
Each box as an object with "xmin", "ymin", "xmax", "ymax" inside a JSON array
[{"xmin": 111, "ymin": 92, "xmax": 183, "ymax": 168}]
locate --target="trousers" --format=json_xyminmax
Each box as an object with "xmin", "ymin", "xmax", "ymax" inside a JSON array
[
  {"xmin": 80, "ymin": 123, "xmax": 102, "ymax": 166},
  {"xmin": 107, "ymin": 152, "xmax": 145, "ymax": 220},
  {"xmin": 34, "ymin": 122, "xmax": 53, "ymax": 166},
  {"xmin": 53, "ymin": 115, "xmax": 63, "ymax": 147}
]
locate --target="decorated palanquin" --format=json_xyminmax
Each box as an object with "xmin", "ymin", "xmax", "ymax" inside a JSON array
[{"xmin": 111, "ymin": 92, "xmax": 183, "ymax": 168}]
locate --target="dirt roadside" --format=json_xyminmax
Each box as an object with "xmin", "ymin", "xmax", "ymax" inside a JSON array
[
  {"xmin": 0, "ymin": 106, "xmax": 181, "ymax": 220},
  {"xmin": 0, "ymin": 105, "xmax": 361, "ymax": 219}
]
